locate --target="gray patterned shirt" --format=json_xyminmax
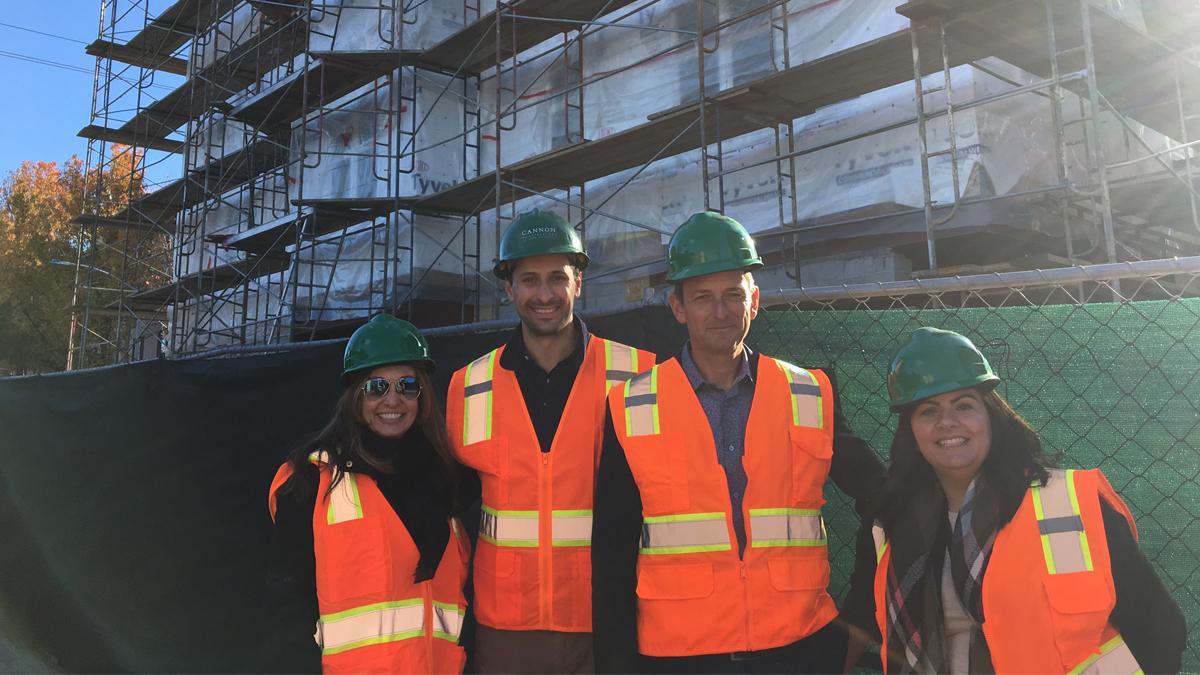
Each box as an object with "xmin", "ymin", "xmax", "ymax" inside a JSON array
[{"xmin": 678, "ymin": 342, "xmax": 755, "ymax": 556}]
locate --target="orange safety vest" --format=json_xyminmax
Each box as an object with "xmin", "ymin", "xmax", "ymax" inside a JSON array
[
  {"xmin": 269, "ymin": 453, "xmax": 469, "ymax": 674},
  {"xmin": 872, "ymin": 468, "xmax": 1143, "ymax": 674},
  {"xmin": 608, "ymin": 356, "xmax": 840, "ymax": 657},
  {"xmin": 446, "ymin": 335, "xmax": 654, "ymax": 632}
]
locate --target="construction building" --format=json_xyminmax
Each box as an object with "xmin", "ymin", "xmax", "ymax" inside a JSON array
[{"xmin": 69, "ymin": 0, "xmax": 1200, "ymax": 367}]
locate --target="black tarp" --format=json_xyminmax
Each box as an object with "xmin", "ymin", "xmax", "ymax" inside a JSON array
[{"xmin": 0, "ymin": 308, "xmax": 685, "ymax": 673}]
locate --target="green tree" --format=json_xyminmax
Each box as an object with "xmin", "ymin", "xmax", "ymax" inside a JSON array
[{"xmin": 0, "ymin": 148, "xmax": 166, "ymax": 374}]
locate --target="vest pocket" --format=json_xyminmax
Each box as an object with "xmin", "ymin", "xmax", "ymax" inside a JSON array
[
  {"xmin": 474, "ymin": 543, "xmax": 516, "ymax": 579},
  {"xmin": 624, "ymin": 432, "xmax": 689, "ymax": 511},
  {"xmin": 461, "ymin": 438, "xmax": 509, "ymax": 504},
  {"xmin": 1041, "ymin": 571, "xmax": 1115, "ymax": 670},
  {"xmin": 767, "ymin": 555, "xmax": 830, "ymax": 591},
  {"xmin": 789, "ymin": 427, "xmax": 832, "ymax": 499},
  {"xmin": 636, "ymin": 562, "xmax": 715, "ymax": 600},
  {"xmin": 1042, "ymin": 570, "xmax": 1112, "ymax": 613}
]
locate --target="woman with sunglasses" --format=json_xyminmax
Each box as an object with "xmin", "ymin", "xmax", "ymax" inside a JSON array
[
  {"xmin": 842, "ymin": 327, "xmax": 1184, "ymax": 674},
  {"xmin": 263, "ymin": 314, "xmax": 477, "ymax": 674}
]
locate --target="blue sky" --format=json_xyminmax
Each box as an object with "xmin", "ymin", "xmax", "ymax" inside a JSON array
[{"xmin": 0, "ymin": 1, "xmax": 180, "ymax": 187}]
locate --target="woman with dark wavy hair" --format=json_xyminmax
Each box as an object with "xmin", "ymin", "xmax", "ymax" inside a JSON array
[
  {"xmin": 842, "ymin": 327, "xmax": 1184, "ymax": 674},
  {"xmin": 262, "ymin": 314, "xmax": 477, "ymax": 674}
]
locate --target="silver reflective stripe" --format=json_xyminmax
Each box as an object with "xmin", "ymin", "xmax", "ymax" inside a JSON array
[
  {"xmin": 433, "ymin": 602, "xmax": 464, "ymax": 642},
  {"xmin": 479, "ymin": 504, "xmax": 538, "ymax": 547},
  {"xmin": 641, "ymin": 512, "xmax": 731, "ymax": 554},
  {"xmin": 1070, "ymin": 634, "xmax": 1143, "ymax": 675},
  {"xmin": 603, "ymin": 339, "xmax": 640, "ymax": 391},
  {"xmin": 779, "ymin": 361, "xmax": 823, "ymax": 429},
  {"xmin": 552, "ymin": 510, "xmax": 593, "ymax": 547},
  {"xmin": 1031, "ymin": 469, "xmax": 1093, "ymax": 574},
  {"xmin": 462, "ymin": 350, "xmax": 497, "ymax": 446},
  {"xmin": 871, "ymin": 523, "xmax": 888, "ymax": 563},
  {"xmin": 623, "ymin": 368, "xmax": 660, "ymax": 437},
  {"xmin": 317, "ymin": 600, "xmax": 424, "ymax": 655},
  {"xmin": 748, "ymin": 508, "xmax": 826, "ymax": 547},
  {"xmin": 327, "ymin": 473, "xmax": 363, "ymax": 525}
]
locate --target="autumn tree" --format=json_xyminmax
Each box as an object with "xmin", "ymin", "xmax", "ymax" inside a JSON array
[{"xmin": 0, "ymin": 147, "xmax": 168, "ymax": 374}]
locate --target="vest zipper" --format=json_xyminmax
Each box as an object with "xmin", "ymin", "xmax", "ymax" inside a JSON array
[
  {"xmin": 540, "ymin": 451, "xmax": 553, "ymax": 627},
  {"xmin": 423, "ymin": 580, "xmax": 434, "ymax": 668},
  {"xmin": 740, "ymin": 560, "xmax": 752, "ymax": 650}
]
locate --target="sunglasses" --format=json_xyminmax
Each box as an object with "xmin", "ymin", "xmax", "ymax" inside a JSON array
[{"xmin": 362, "ymin": 376, "xmax": 423, "ymax": 400}]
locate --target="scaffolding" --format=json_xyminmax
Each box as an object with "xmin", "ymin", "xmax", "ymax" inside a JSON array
[{"xmin": 71, "ymin": 0, "xmax": 1200, "ymax": 367}]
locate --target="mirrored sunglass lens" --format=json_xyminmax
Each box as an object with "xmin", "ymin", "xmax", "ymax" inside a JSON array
[
  {"xmin": 397, "ymin": 377, "xmax": 422, "ymax": 398},
  {"xmin": 363, "ymin": 378, "xmax": 390, "ymax": 397}
]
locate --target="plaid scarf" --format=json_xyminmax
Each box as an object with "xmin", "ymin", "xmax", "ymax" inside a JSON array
[{"xmin": 883, "ymin": 476, "xmax": 1000, "ymax": 673}]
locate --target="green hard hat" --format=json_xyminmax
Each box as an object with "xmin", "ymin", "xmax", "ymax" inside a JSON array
[
  {"xmin": 887, "ymin": 327, "xmax": 999, "ymax": 411},
  {"xmin": 342, "ymin": 314, "xmax": 435, "ymax": 381},
  {"xmin": 666, "ymin": 211, "xmax": 763, "ymax": 282},
  {"xmin": 493, "ymin": 209, "xmax": 589, "ymax": 278}
]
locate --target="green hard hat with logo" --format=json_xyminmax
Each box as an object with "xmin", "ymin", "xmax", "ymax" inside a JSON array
[
  {"xmin": 493, "ymin": 209, "xmax": 589, "ymax": 278},
  {"xmin": 887, "ymin": 327, "xmax": 999, "ymax": 411},
  {"xmin": 666, "ymin": 211, "xmax": 763, "ymax": 282},
  {"xmin": 342, "ymin": 313, "xmax": 435, "ymax": 381}
]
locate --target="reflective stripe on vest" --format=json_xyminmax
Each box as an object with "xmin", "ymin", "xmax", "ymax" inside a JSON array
[
  {"xmin": 871, "ymin": 523, "xmax": 888, "ymax": 564},
  {"xmin": 1031, "ymin": 469, "xmax": 1094, "ymax": 574},
  {"xmin": 603, "ymin": 339, "xmax": 640, "ymax": 390},
  {"xmin": 317, "ymin": 599, "xmax": 465, "ymax": 655},
  {"xmin": 318, "ymin": 600, "xmax": 421, "ymax": 655},
  {"xmin": 433, "ymin": 601, "xmax": 465, "ymax": 642},
  {"xmin": 462, "ymin": 350, "xmax": 497, "ymax": 446},
  {"xmin": 481, "ymin": 504, "xmax": 594, "ymax": 547},
  {"xmin": 624, "ymin": 367, "xmax": 661, "ymax": 437},
  {"xmin": 780, "ymin": 362, "xmax": 824, "ymax": 429},
  {"xmin": 1068, "ymin": 634, "xmax": 1143, "ymax": 675},
  {"xmin": 307, "ymin": 452, "xmax": 364, "ymax": 524},
  {"xmin": 748, "ymin": 508, "xmax": 826, "ymax": 548},
  {"xmin": 640, "ymin": 512, "xmax": 732, "ymax": 554}
]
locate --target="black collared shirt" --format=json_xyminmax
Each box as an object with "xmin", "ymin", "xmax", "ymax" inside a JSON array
[{"xmin": 498, "ymin": 317, "xmax": 591, "ymax": 453}]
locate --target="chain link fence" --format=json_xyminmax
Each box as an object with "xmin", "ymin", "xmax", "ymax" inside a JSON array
[{"xmin": 749, "ymin": 257, "xmax": 1200, "ymax": 670}]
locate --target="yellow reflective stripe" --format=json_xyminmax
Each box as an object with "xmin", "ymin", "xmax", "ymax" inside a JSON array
[
  {"xmin": 432, "ymin": 601, "xmax": 464, "ymax": 642},
  {"xmin": 326, "ymin": 473, "xmax": 363, "ymax": 525},
  {"xmin": 748, "ymin": 508, "xmax": 826, "ymax": 547},
  {"xmin": 1066, "ymin": 468, "xmax": 1095, "ymax": 572},
  {"xmin": 623, "ymin": 367, "xmax": 660, "ymax": 437},
  {"xmin": 641, "ymin": 512, "xmax": 731, "ymax": 554},
  {"xmin": 1068, "ymin": 634, "xmax": 1144, "ymax": 675},
  {"xmin": 603, "ymin": 339, "xmax": 639, "ymax": 391},
  {"xmin": 872, "ymin": 524, "xmax": 888, "ymax": 564},
  {"xmin": 552, "ymin": 509, "xmax": 593, "ymax": 547},
  {"xmin": 318, "ymin": 599, "xmax": 425, "ymax": 655},
  {"xmin": 479, "ymin": 504, "xmax": 539, "ymax": 547},
  {"xmin": 462, "ymin": 351, "xmax": 497, "ymax": 446},
  {"xmin": 780, "ymin": 361, "xmax": 823, "ymax": 429},
  {"xmin": 1031, "ymin": 469, "xmax": 1092, "ymax": 575}
]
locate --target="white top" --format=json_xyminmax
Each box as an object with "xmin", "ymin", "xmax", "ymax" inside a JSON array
[
  {"xmin": 915, "ymin": 510, "xmax": 976, "ymax": 675},
  {"xmin": 942, "ymin": 510, "xmax": 974, "ymax": 673}
]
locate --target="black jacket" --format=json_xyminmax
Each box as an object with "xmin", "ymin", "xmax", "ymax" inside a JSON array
[{"xmin": 258, "ymin": 430, "xmax": 479, "ymax": 673}]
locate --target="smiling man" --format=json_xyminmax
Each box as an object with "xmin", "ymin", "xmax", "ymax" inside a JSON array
[
  {"xmin": 445, "ymin": 209, "xmax": 654, "ymax": 674},
  {"xmin": 592, "ymin": 211, "xmax": 886, "ymax": 674}
]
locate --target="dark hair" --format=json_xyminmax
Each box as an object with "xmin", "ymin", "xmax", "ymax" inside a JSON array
[
  {"xmin": 498, "ymin": 253, "xmax": 587, "ymax": 282},
  {"xmin": 278, "ymin": 364, "xmax": 459, "ymax": 510},
  {"xmin": 875, "ymin": 387, "xmax": 1055, "ymax": 534}
]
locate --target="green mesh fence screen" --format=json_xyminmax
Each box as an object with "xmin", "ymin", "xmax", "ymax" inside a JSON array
[{"xmin": 751, "ymin": 289, "xmax": 1200, "ymax": 671}]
